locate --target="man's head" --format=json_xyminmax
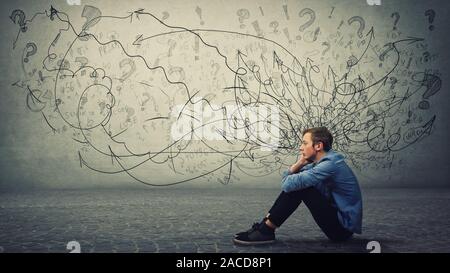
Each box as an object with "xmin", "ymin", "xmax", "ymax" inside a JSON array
[{"xmin": 300, "ymin": 127, "xmax": 333, "ymax": 162}]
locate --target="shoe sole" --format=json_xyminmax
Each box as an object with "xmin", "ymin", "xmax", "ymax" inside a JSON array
[{"xmin": 233, "ymin": 238, "xmax": 276, "ymax": 246}]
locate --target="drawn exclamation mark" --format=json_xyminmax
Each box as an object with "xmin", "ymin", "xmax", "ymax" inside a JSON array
[
  {"xmin": 283, "ymin": 4, "xmax": 289, "ymax": 20},
  {"xmin": 195, "ymin": 6, "xmax": 205, "ymax": 25},
  {"xmin": 406, "ymin": 57, "xmax": 412, "ymax": 69},
  {"xmin": 252, "ymin": 21, "xmax": 263, "ymax": 37},
  {"xmin": 51, "ymin": 33, "xmax": 61, "ymax": 47},
  {"xmin": 283, "ymin": 28, "xmax": 292, "ymax": 43},
  {"xmin": 329, "ymin": 7, "xmax": 335, "ymax": 18},
  {"xmin": 195, "ymin": 36, "xmax": 199, "ymax": 61}
]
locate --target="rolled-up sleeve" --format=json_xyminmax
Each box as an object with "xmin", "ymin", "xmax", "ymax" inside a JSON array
[
  {"xmin": 281, "ymin": 169, "xmax": 291, "ymax": 180},
  {"xmin": 281, "ymin": 163, "xmax": 314, "ymax": 180},
  {"xmin": 281, "ymin": 160, "xmax": 336, "ymax": 192}
]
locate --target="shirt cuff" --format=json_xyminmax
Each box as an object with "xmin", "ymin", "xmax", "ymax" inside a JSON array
[{"xmin": 282, "ymin": 168, "xmax": 291, "ymax": 180}]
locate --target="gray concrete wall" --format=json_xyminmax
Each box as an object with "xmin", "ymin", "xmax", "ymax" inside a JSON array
[{"xmin": 1, "ymin": 0, "xmax": 449, "ymax": 190}]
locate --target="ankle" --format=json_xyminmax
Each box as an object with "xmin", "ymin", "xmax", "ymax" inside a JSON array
[
  {"xmin": 264, "ymin": 219, "xmax": 277, "ymax": 230},
  {"xmin": 258, "ymin": 222, "xmax": 275, "ymax": 235}
]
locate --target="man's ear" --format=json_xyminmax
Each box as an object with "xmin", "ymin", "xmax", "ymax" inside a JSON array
[{"xmin": 315, "ymin": 142, "xmax": 323, "ymax": 152}]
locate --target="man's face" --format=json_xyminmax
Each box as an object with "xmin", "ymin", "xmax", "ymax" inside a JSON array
[{"xmin": 300, "ymin": 133, "xmax": 317, "ymax": 162}]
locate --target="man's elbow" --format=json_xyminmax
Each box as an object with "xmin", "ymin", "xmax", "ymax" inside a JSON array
[{"xmin": 281, "ymin": 182, "xmax": 294, "ymax": 193}]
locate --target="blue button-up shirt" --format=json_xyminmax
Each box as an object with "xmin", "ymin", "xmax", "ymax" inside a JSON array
[{"xmin": 281, "ymin": 149, "xmax": 363, "ymax": 234}]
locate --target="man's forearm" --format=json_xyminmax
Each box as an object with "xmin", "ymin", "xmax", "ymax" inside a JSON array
[{"xmin": 289, "ymin": 161, "xmax": 307, "ymax": 174}]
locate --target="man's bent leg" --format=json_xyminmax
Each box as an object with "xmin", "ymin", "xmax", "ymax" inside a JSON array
[
  {"xmin": 267, "ymin": 187, "xmax": 353, "ymax": 242},
  {"xmin": 266, "ymin": 190, "xmax": 307, "ymax": 227},
  {"xmin": 232, "ymin": 190, "xmax": 301, "ymax": 245},
  {"xmin": 299, "ymin": 188, "xmax": 353, "ymax": 242}
]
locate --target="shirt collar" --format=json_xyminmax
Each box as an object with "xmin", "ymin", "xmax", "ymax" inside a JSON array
[{"xmin": 315, "ymin": 149, "xmax": 335, "ymax": 164}]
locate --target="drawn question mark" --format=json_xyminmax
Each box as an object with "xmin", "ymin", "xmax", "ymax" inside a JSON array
[
  {"xmin": 168, "ymin": 66, "xmax": 186, "ymax": 82},
  {"xmin": 195, "ymin": 6, "xmax": 204, "ymax": 25},
  {"xmin": 75, "ymin": 56, "xmax": 88, "ymax": 75},
  {"xmin": 66, "ymin": 241, "xmax": 81, "ymax": 253},
  {"xmin": 418, "ymin": 73, "xmax": 441, "ymax": 110},
  {"xmin": 79, "ymin": 5, "xmax": 102, "ymax": 41},
  {"xmin": 23, "ymin": 42, "xmax": 37, "ymax": 63},
  {"xmin": 389, "ymin": 77, "xmax": 397, "ymax": 89},
  {"xmin": 391, "ymin": 12, "xmax": 400, "ymax": 30},
  {"xmin": 346, "ymin": 55, "xmax": 358, "ymax": 68},
  {"xmin": 119, "ymin": 58, "xmax": 136, "ymax": 82},
  {"xmin": 296, "ymin": 8, "xmax": 315, "ymax": 40},
  {"xmin": 378, "ymin": 42, "xmax": 394, "ymax": 64},
  {"xmin": 269, "ymin": 21, "xmax": 279, "ymax": 33},
  {"xmin": 10, "ymin": 9, "xmax": 27, "ymax": 32},
  {"xmin": 366, "ymin": 241, "xmax": 381, "ymax": 253},
  {"xmin": 347, "ymin": 16, "xmax": 365, "ymax": 38},
  {"xmin": 321, "ymin": 42, "xmax": 330, "ymax": 59},
  {"xmin": 168, "ymin": 39, "xmax": 177, "ymax": 57},
  {"xmin": 75, "ymin": 56, "xmax": 88, "ymax": 68},
  {"xmin": 57, "ymin": 59, "xmax": 71, "ymax": 70},
  {"xmin": 424, "ymin": 9, "xmax": 435, "ymax": 31},
  {"xmin": 237, "ymin": 9, "xmax": 250, "ymax": 29},
  {"xmin": 194, "ymin": 36, "xmax": 200, "ymax": 61},
  {"xmin": 141, "ymin": 92, "xmax": 151, "ymax": 111}
]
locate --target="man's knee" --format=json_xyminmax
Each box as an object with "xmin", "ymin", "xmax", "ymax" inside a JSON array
[{"xmin": 283, "ymin": 186, "xmax": 317, "ymax": 197}]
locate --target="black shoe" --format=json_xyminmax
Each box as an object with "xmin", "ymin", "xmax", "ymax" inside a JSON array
[
  {"xmin": 234, "ymin": 222, "xmax": 260, "ymax": 238},
  {"xmin": 234, "ymin": 217, "xmax": 268, "ymax": 238},
  {"xmin": 233, "ymin": 223, "xmax": 275, "ymax": 246}
]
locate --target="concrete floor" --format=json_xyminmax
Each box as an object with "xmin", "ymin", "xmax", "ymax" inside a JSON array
[{"xmin": 1, "ymin": 187, "xmax": 449, "ymax": 253}]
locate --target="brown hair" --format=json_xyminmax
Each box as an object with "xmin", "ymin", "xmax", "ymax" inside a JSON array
[{"xmin": 302, "ymin": 127, "xmax": 333, "ymax": 152}]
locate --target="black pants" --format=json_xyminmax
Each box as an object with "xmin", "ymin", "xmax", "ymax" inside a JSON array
[{"xmin": 267, "ymin": 187, "xmax": 353, "ymax": 242}]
